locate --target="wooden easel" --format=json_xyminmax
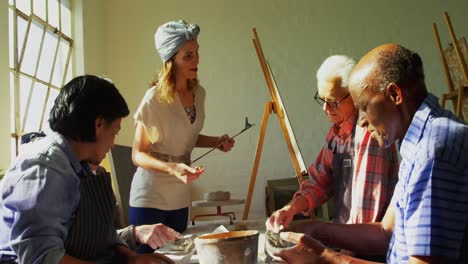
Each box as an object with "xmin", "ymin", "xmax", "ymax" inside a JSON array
[
  {"xmin": 433, "ymin": 12, "xmax": 468, "ymax": 122},
  {"xmin": 242, "ymin": 28, "xmax": 308, "ymax": 220}
]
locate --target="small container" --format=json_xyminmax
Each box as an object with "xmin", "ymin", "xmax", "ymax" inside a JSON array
[
  {"xmin": 264, "ymin": 230, "xmax": 295, "ymax": 262},
  {"xmin": 194, "ymin": 230, "xmax": 259, "ymax": 264}
]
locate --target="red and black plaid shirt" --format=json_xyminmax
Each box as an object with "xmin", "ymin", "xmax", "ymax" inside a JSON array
[{"xmin": 295, "ymin": 112, "xmax": 399, "ymax": 223}]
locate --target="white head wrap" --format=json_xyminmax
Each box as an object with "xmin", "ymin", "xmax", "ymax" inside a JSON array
[{"xmin": 155, "ymin": 20, "xmax": 200, "ymax": 63}]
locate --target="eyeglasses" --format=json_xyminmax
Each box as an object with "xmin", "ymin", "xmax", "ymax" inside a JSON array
[{"xmin": 314, "ymin": 92, "xmax": 350, "ymax": 110}]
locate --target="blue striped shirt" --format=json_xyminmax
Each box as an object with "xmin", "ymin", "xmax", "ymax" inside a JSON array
[{"xmin": 387, "ymin": 94, "xmax": 468, "ymax": 263}]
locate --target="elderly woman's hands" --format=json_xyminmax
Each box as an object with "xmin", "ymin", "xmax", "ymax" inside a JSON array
[{"xmin": 134, "ymin": 224, "xmax": 183, "ymax": 249}]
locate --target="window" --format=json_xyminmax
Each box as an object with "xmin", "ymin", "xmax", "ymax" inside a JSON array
[{"xmin": 8, "ymin": 0, "xmax": 74, "ymax": 157}]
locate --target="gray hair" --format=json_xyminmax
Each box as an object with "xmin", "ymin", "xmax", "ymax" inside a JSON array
[
  {"xmin": 316, "ymin": 55, "xmax": 356, "ymax": 90},
  {"xmin": 373, "ymin": 45, "xmax": 425, "ymax": 93}
]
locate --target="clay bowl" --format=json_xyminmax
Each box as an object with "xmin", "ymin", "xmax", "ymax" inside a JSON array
[
  {"xmin": 194, "ymin": 230, "xmax": 259, "ymax": 264},
  {"xmin": 264, "ymin": 230, "xmax": 295, "ymax": 262}
]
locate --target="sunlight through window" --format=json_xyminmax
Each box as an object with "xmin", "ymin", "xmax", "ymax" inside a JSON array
[{"xmin": 8, "ymin": 0, "xmax": 74, "ymax": 156}]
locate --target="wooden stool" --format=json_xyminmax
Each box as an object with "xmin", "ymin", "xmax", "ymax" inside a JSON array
[{"xmin": 191, "ymin": 199, "xmax": 245, "ymax": 225}]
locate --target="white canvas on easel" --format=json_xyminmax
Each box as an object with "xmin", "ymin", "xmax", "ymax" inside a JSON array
[
  {"xmin": 243, "ymin": 28, "xmax": 308, "ymax": 220},
  {"xmin": 267, "ymin": 61, "xmax": 308, "ymax": 174}
]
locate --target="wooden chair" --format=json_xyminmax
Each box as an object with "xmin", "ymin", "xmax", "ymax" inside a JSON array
[
  {"xmin": 433, "ymin": 12, "xmax": 468, "ymax": 123},
  {"xmin": 265, "ymin": 177, "xmax": 332, "ymax": 222},
  {"xmin": 108, "ymin": 144, "xmax": 137, "ymax": 228}
]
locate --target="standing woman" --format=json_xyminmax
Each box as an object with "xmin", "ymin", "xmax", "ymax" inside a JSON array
[{"xmin": 129, "ymin": 20, "xmax": 234, "ymax": 253}]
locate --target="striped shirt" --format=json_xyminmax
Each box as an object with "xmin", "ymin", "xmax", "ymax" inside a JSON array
[
  {"xmin": 387, "ymin": 94, "xmax": 468, "ymax": 263},
  {"xmin": 296, "ymin": 111, "xmax": 399, "ymax": 224}
]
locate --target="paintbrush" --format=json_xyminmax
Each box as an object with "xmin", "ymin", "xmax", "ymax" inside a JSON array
[{"xmin": 191, "ymin": 117, "xmax": 255, "ymax": 164}]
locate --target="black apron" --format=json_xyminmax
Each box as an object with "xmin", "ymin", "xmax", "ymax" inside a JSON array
[
  {"xmin": 64, "ymin": 168, "xmax": 120, "ymax": 262},
  {"xmin": 331, "ymin": 150, "xmax": 353, "ymax": 224},
  {"xmin": 329, "ymin": 128, "xmax": 355, "ymax": 224}
]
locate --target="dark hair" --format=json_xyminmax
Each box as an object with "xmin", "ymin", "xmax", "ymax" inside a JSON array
[
  {"xmin": 374, "ymin": 45, "xmax": 426, "ymax": 93},
  {"xmin": 49, "ymin": 75, "xmax": 130, "ymax": 142}
]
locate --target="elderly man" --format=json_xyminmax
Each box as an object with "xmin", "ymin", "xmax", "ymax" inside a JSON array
[
  {"xmin": 275, "ymin": 44, "xmax": 468, "ymax": 264},
  {"xmin": 266, "ymin": 55, "xmax": 399, "ymax": 233},
  {"xmin": 0, "ymin": 75, "xmax": 181, "ymax": 264}
]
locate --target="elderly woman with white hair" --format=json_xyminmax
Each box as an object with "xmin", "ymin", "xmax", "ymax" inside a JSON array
[
  {"xmin": 129, "ymin": 20, "xmax": 235, "ymax": 253},
  {"xmin": 266, "ymin": 55, "xmax": 399, "ymax": 260}
]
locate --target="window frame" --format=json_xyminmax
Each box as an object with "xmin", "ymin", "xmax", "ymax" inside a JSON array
[{"xmin": 8, "ymin": 0, "xmax": 74, "ymax": 157}]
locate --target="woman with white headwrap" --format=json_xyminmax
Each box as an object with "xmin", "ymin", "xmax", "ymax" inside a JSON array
[{"xmin": 129, "ymin": 20, "xmax": 235, "ymax": 253}]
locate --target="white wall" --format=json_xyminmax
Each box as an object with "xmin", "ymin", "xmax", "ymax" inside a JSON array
[{"xmin": 73, "ymin": 0, "xmax": 107, "ymax": 75}]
